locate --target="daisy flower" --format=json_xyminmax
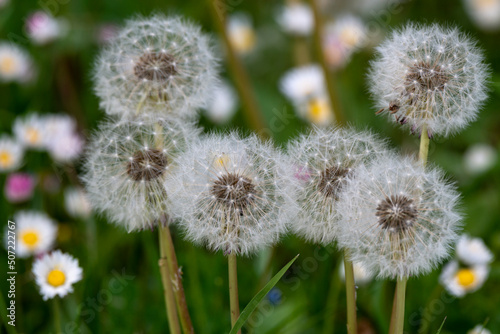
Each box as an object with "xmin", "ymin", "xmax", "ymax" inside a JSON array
[
  {"xmin": 64, "ymin": 187, "xmax": 92, "ymax": 219},
  {"xmin": 4, "ymin": 173, "xmax": 36, "ymax": 203},
  {"xmin": 439, "ymin": 260, "xmax": 489, "ymax": 297},
  {"xmin": 0, "ymin": 42, "xmax": 34, "ymax": 83},
  {"xmin": 337, "ymin": 154, "xmax": 462, "ymax": 279},
  {"xmin": 166, "ymin": 132, "xmax": 297, "ymax": 256},
  {"xmin": 44, "ymin": 114, "xmax": 84, "ymax": 162},
  {"xmin": 13, "ymin": 113, "xmax": 47, "ymax": 149},
  {"xmin": 287, "ymin": 127, "xmax": 389, "ymax": 244},
  {"xmin": 468, "ymin": 325, "xmax": 492, "ymax": 334},
  {"xmin": 32, "ymin": 250, "xmax": 83, "ymax": 300},
  {"xmin": 369, "ymin": 24, "xmax": 489, "ymax": 137},
  {"xmin": 276, "ymin": 3, "xmax": 314, "ymax": 36},
  {"xmin": 82, "ymin": 117, "xmax": 200, "ymax": 231},
  {"xmin": 25, "ymin": 11, "xmax": 67, "ymax": 45},
  {"xmin": 456, "ymin": 234, "xmax": 493, "ymax": 266},
  {"xmin": 227, "ymin": 13, "xmax": 257, "ymax": 55},
  {"xmin": 94, "ymin": 14, "xmax": 218, "ymax": 120},
  {"xmin": 463, "ymin": 0, "xmax": 500, "ymax": 31},
  {"xmin": 0, "ymin": 136, "xmax": 24, "ymax": 172},
  {"xmin": 12, "ymin": 211, "xmax": 57, "ymax": 258}
]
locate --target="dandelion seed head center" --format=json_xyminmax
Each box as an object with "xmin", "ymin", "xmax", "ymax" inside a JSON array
[
  {"xmin": 317, "ymin": 166, "xmax": 351, "ymax": 198},
  {"xmin": 211, "ymin": 173, "xmax": 257, "ymax": 210},
  {"xmin": 404, "ymin": 61, "xmax": 450, "ymax": 94},
  {"xmin": 126, "ymin": 148, "xmax": 168, "ymax": 181},
  {"xmin": 376, "ymin": 195, "xmax": 418, "ymax": 232},
  {"xmin": 134, "ymin": 52, "xmax": 177, "ymax": 81}
]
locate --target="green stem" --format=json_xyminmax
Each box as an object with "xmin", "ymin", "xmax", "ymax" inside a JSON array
[
  {"xmin": 161, "ymin": 225, "xmax": 194, "ymax": 334},
  {"xmin": 419, "ymin": 124, "xmax": 430, "ymax": 166},
  {"xmin": 159, "ymin": 229, "xmax": 181, "ymax": 334},
  {"xmin": 393, "ymin": 277, "xmax": 407, "ymax": 334},
  {"xmin": 308, "ymin": 0, "xmax": 346, "ymax": 125},
  {"xmin": 293, "ymin": 36, "xmax": 310, "ymax": 66},
  {"xmin": 343, "ymin": 255, "xmax": 357, "ymax": 334},
  {"xmin": 208, "ymin": 1, "xmax": 268, "ymax": 138},
  {"xmin": 228, "ymin": 253, "xmax": 241, "ymax": 334},
  {"xmin": 322, "ymin": 259, "xmax": 342, "ymax": 334},
  {"xmin": 52, "ymin": 298, "xmax": 62, "ymax": 334}
]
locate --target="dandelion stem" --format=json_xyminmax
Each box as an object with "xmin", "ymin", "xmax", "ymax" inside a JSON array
[
  {"xmin": 308, "ymin": 0, "xmax": 346, "ymax": 125},
  {"xmin": 160, "ymin": 224, "xmax": 194, "ymax": 334},
  {"xmin": 293, "ymin": 36, "xmax": 310, "ymax": 66},
  {"xmin": 419, "ymin": 124, "xmax": 430, "ymax": 166},
  {"xmin": 158, "ymin": 228, "xmax": 181, "ymax": 334},
  {"xmin": 52, "ymin": 298, "xmax": 63, "ymax": 334},
  {"xmin": 208, "ymin": 1, "xmax": 268, "ymax": 138},
  {"xmin": 393, "ymin": 277, "xmax": 407, "ymax": 334},
  {"xmin": 343, "ymin": 255, "xmax": 357, "ymax": 334},
  {"xmin": 228, "ymin": 252, "xmax": 241, "ymax": 334}
]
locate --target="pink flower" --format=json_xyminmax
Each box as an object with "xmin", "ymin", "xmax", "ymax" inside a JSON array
[
  {"xmin": 5, "ymin": 173, "xmax": 36, "ymax": 203},
  {"xmin": 294, "ymin": 165, "xmax": 312, "ymax": 182}
]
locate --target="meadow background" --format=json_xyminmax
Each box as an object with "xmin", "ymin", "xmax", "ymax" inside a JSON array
[{"xmin": 1, "ymin": 0, "xmax": 499, "ymax": 333}]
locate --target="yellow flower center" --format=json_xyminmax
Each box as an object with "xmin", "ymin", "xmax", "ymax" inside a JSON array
[
  {"xmin": 456, "ymin": 268, "xmax": 476, "ymax": 287},
  {"xmin": 230, "ymin": 27, "xmax": 256, "ymax": 53},
  {"xmin": 47, "ymin": 269, "xmax": 66, "ymax": 287},
  {"xmin": 0, "ymin": 150, "xmax": 13, "ymax": 168},
  {"xmin": 21, "ymin": 231, "xmax": 39, "ymax": 248},
  {"xmin": 307, "ymin": 98, "xmax": 332, "ymax": 125},
  {"xmin": 0, "ymin": 56, "xmax": 17, "ymax": 75},
  {"xmin": 25, "ymin": 127, "xmax": 40, "ymax": 144}
]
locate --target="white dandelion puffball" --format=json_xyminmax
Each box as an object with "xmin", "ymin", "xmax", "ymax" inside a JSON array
[
  {"xmin": 94, "ymin": 14, "xmax": 218, "ymax": 120},
  {"xmin": 456, "ymin": 234, "xmax": 493, "ymax": 266},
  {"xmin": 337, "ymin": 155, "xmax": 462, "ymax": 279},
  {"xmin": 82, "ymin": 117, "xmax": 200, "ymax": 232},
  {"xmin": 276, "ymin": 3, "xmax": 314, "ymax": 36},
  {"xmin": 11, "ymin": 211, "xmax": 57, "ymax": 258},
  {"xmin": 0, "ymin": 42, "xmax": 34, "ymax": 83},
  {"xmin": 439, "ymin": 260, "xmax": 489, "ymax": 297},
  {"xmin": 0, "ymin": 136, "xmax": 24, "ymax": 172},
  {"xmin": 287, "ymin": 127, "xmax": 389, "ymax": 245},
  {"xmin": 369, "ymin": 24, "xmax": 489, "ymax": 137},
  {"xmin": 32, "ymin": 250, "xmax": 83, "ymax": 300},
  {"xmin": 13, "ymin": 113, "xmax": 47, "ymax": 149},
  {"xmin": 64, "ymin": 187, "xmax": 92, "ymax": 219},
  {"xmin": 167, "ymin": 133, "xmax": 297, "ymax": 256}
]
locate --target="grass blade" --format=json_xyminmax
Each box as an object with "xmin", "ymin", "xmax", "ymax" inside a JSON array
[
  {"xmin": 229, "ymin": 254, "xmax": 300, "ymax": 334},
  {"xmin": 435, "ymin": 317, "xmax": 447, "ymax": 334}
]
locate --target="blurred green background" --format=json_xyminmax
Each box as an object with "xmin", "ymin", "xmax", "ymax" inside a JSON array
[{"xmin": 1, "ymin": 0, "xmax": 499, "ymax": 333}]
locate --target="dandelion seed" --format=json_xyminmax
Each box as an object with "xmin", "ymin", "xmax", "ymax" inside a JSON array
[
  {"xmin": 82, "ymin": 117, "xmax": 200, "ymax": 232},
  {"xmin": 368, "ymin": 23, "xmax": 489, "ymax": 137},
  {"xmin": 337, "ymin": 154, "xmax": 462, "ymax": 279},
  {"xmin": 32, "ymin": 250, "xmax": 83, "ymax": 300},
  {"xmin": 287, "ymin": 127, "xmax": 388, "ymax": 245},
  {"xmin": 166, "ymin": 133, "xmax": 297, "ymax": 256},
  {"xmin": 94, "ymin": 14, "xmax": 218, "ymax": 120}
]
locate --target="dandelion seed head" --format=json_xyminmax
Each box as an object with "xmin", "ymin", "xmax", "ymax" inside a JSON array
[
  {"xmin": 166, "ymin": 132, "xmax": 297, "ymax": 256},
  {"xmin": 93, "ymin": 14, "xmax": 219, "ymax": 120},
  {"xmin": 337, "ymin": 154, "xmax": 463, "ymax": 279},
  {"xmin": 368, "ymin": 23, "xmax": 489, "ymax": 137},
  {"xmin": 82, "ymin": 116, "xmax": 200, "ymax": 232},
  {"xmin": 286, "ymin": 127, "xmax": 389, "ymax": 245}
]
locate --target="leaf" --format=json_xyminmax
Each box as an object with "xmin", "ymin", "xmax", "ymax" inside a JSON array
[
  {"xmin": 228, "ymin": 254, "xmax": 300, "ymax": 334},
  {"xmin": 435, "ymin": 317, "xmax": 447, "ymax": 334}
]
